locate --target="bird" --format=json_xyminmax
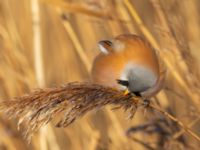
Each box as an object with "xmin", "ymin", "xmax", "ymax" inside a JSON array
[{"xmin": 91, "ymin": 34, "xmax": 166, "ymax": 99}]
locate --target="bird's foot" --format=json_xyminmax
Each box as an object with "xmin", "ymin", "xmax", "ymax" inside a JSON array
[
  {"xmin": 143, "ymin": 99, "xmax": 150, "ymax": 108},
  {"xmin": 123, "ymin": 89, "xmax": 130, "ymax": 96},
  {"xmin": 141, "ymin": 99, "xmax": 151, "ymax": 118}
]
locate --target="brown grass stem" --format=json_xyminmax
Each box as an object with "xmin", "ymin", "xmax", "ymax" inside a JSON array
[
  {"xmin": 60, "ymin": 12, "xmax": 91, "ymax": 73},
  {"xmin": 172, "ymin": 117, "xmax": 200, "ymax": 140},
  {"xmin": 31, "ymin": 0, "xmax": 45, "ymax": 87},
  {"xmin": 149, "ymin": 104, "xmax": 200, "ymax": 142},
  {"xmin": 31, "ymin": 0, "xmax": 60, "ymax": 149}
]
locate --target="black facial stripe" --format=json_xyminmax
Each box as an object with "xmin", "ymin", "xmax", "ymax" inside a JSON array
[
  {"xmin": 116, "ymin": 79, "xmax": 129, "ymax": 87},
  {"xmin": 133, "ymin": 91, "xmax": 141, "ymax": 97},
  {"xmin": 104, "ymin": 40, "xmax": 112, "ymax": 46}
]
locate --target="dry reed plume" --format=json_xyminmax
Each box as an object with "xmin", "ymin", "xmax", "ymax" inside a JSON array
[
  {"xmin": 0, "ymin": 82, "xmax": 138, "ymax": 141},
  {"xmin": 1, "ymin": 82, "xmax": 200, "ymax": 144}
]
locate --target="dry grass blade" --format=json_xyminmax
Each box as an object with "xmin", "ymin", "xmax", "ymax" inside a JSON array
[
  {"xmin": 0, "ymin": 82, "xmax": 138, "ymax": 141},
  {"xmin": 172, "ymin": 117, "xmax": 200, "ymax": 140},
  {"xmin": 60, "ymin": 13, "xmax": 91, "ymax": 73},
  {"xmin": 43, "ymin": 0, "xmax": 125, "ymax": 21},
  {"xmin": 150, "ymin": 104, "xmax": 200, "ymax": 142}
]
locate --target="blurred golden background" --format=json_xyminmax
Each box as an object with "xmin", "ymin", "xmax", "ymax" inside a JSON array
[{"xmin": 0, "ymin": 0, "xmax": 200, "ymax": 149}]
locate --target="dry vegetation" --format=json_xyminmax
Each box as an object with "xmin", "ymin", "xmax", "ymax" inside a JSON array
[{"xmin": 0, "ymin": 0, "xmax": 200, "ymax": 150}]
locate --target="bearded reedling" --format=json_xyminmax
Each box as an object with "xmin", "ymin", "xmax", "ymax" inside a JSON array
[{"xmin": 91, "ymin": 34, "xmax": 165, "ymax": 99}]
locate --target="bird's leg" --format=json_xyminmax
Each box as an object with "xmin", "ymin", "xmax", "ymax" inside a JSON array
[
  {"xmin": 134, "ymin": 93, "xmax": 150, "ymax": 117},
  {"xmin": 123, "ymin": 89, "xmax": 130, "ymax": 96},
  {"xmin": 116, "ymin": 79, "xmax": 151, "ymax": 107},
  {"xmin": 132, "ymin": 91, "xmax": 150, "ymax": 107},
  {"xmin": 143, "ymin": 99, "xmax": 150, "ymax": 108}
]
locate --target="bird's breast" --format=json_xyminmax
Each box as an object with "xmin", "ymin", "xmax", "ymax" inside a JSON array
[{"xmin": 120, "ymin": 63, "xmax": 158, "ymax": 93}]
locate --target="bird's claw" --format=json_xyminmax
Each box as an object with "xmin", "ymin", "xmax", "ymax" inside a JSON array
[
  {"xmin": 143, "ymin": 99, "xmax": 150, "ymax": 108},
  {"xmin": 123, "ymin": 89, "xmax": 130, "ymax": 96}
]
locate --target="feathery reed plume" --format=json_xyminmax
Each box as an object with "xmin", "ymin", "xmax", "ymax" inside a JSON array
[
  {"xmin": 1, "ymin": 82, "xmax": 200, "ymax": 143},
  {"xmin": 0, "ymin": 82, "xmax": 138, "ymax": 141}
]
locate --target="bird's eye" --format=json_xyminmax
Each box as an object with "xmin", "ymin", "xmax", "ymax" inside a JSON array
[{"xmin": 116, "ymin": 79, "xmax": 129, "ymax": 87}]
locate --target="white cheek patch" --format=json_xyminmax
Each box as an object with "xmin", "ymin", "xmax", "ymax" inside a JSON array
[
  {"xmin": 98, "ymin": 44, "xmax": 109, "ymax": 54},
  {"xmin": 120, "ymin": 72, "xmax": 128, "ymax": 81},
  {"xmin": 118, "ymin": 72, "xmax": 128, "ymax": 90}
]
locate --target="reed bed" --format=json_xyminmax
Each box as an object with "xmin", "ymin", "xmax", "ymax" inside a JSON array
[{"xmin": 0, "ymin": 0, "xmax": 200, "ymax": 149}]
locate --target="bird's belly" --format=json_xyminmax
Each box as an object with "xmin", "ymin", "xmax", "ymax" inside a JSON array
[{"xmin": 121, "ymin": 64, "xmax": 158, "ymax": 93}]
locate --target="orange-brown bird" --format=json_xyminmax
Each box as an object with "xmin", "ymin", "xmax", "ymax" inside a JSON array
[{"xmin": 91, "ymin": 34, "xmax": 165, "ymax": 98}]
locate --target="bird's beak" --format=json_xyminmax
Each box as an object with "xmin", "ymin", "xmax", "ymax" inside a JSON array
[
  {"xmin": 116, "ymin": 79, "xmax": 130, "ymax": 95},
  {"xmin": 123, "ymin": 89, "xmax": 130, "ymax": 96}
]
